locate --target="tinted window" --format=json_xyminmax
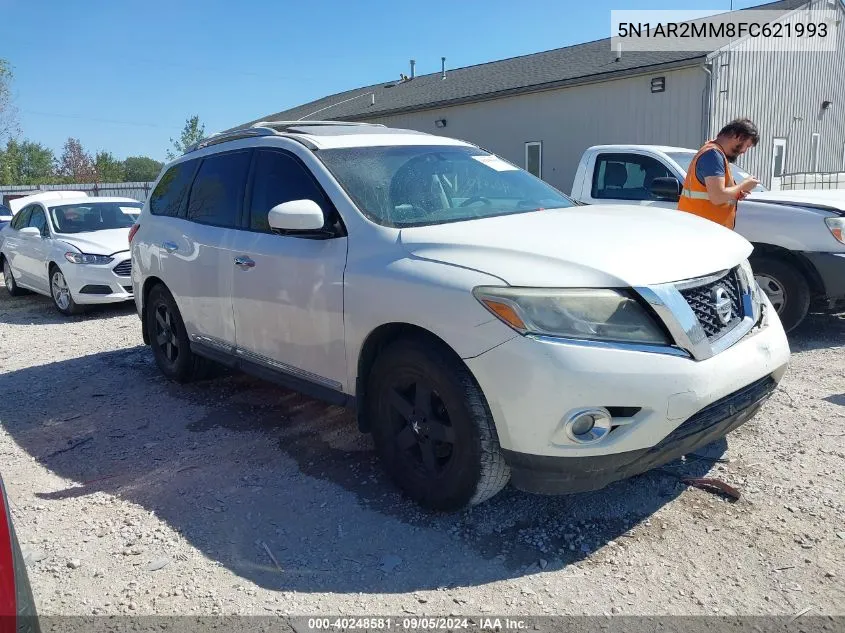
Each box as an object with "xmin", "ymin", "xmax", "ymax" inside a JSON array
[
  {"xmin": 28, "ymin": 207, "xmax": 47, "ymax": 235},
  {"xmin": 591, "ymin": 153, "xmax": 674, "ymax": 201},
  {"xmin": 11, "ymin": 207, "xmax": 32, "ymax": 230},
  {"xmin": 0, "ymin": 205, "xmax": 11, "ymax": 217},
  {"xmin": 186, "ymin": 151, "xmax": 252, "ymax": 228},
  {"xmin": 150, "ymin": 160, "xmax": 199, "ymax": 217},
  {"xmin": 249, "ymin": 150, "xmax": 331, "ymax": 232}
]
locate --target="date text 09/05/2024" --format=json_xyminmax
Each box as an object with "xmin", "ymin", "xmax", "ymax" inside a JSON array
[
  {"xmin": 306, "ymin": 617, "xmax": 529, "ymax": 630},
  {"xmin": 617, "ymin": 21, "xmax": 829, "ymax": 38}
]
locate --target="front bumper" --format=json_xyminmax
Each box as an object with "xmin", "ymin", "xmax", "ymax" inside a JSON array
[
  {"xmin": 63, "ymin": 256, "xmax": 133, "ymax": 305},
  {"xmin": 465, "ymin": 293, "xmax": 790, "ymax": 494}
]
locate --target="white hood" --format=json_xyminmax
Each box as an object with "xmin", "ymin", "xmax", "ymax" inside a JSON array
[
  {"xmin": 399, "ymin": 205, "xmax": 752, "ymax": 287},
  {"xmin": 55, "ymin": 228, "xmax": 131, "ymax": 256},
  {"xmin": 745, "ymin": 189, "xmax": 845, "ymax": 213}
]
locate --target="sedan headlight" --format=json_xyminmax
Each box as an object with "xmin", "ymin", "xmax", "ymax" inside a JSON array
[
  {"xmin": 64, "ymin": 252, "xmax": 113, "ymax": 265},
  {"xmin": 825, "ymin": 217, "xmax": 844, "ymax": 244},
  {"xmin": 473, "ymin": 286, "xmax": 670, "ymax": 344}
]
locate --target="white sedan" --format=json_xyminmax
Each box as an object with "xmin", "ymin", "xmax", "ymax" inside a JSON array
[{"xmin": 0, "ymin": 195, "xmax": 142, "ymax": 315}]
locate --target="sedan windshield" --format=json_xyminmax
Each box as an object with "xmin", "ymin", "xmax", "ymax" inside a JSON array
[
  {"xmin": 317, "ymin": 145, "xmax": 576, "ymax": 227},
  {"xmin": 49, "ymin": 202, "xmax": 142, "ymax": 234},
  {"xmin": 666, "ymin": 151, "xmax": 768, "ymax": 192}
]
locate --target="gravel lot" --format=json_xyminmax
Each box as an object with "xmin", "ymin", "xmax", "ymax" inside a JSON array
[{"xmin": 0, "ymin": 287, "xmax": 843, "ymax": 620}]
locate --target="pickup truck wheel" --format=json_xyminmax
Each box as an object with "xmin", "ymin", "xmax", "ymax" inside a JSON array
[
  {"xmin": 146, "ymin": 284, "xmax": 209, "ymax": 383},
  {"xmin": 366, "ymin": 338, "xmax": 511, "ymax": 511},
  {"xmin": 750, "ymin": 256, "xmax": 810, "ymax": 333}
]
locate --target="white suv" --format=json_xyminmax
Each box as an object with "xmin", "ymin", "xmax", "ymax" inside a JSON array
[{"xmin": 130, "ymin": 121, "xmax": 791, "ymax": 511}]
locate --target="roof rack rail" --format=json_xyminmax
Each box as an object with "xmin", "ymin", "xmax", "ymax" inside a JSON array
[
  {"xmin": 184, "ymin": 127, "xmax": 279, "ymax": 153},
  {"xmin": 250, "ymin": 120, "xmax": 386, "ymax": 130}
]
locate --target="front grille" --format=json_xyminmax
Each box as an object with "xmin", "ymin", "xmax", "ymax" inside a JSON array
[
  {"xmin": 678, "ymin": 268, "xmax": 744, "ymax": 340},
  {"xmin": 113, "ymin": 260, "xmax": 132, "ymax": 277}
]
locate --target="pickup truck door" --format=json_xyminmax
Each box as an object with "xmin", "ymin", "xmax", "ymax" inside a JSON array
[{"xmin": 578, "ymin": 151, "xmax": 680, "ymax": 209}]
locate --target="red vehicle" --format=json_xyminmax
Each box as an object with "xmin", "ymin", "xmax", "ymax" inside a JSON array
[{"xmin": 0, "ymin": 475, "xmax": 39, "ymax": 633}]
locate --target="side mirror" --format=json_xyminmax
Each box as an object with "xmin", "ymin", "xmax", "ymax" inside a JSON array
[
  {"xmin": 19, "ymin": 227, "xmax": 42, "ymax": 237},
  {"xmin": 649, "ymin": 177, "xmax": 681, "ymax": 201},
  {"xmin": 267, "ymin": 199, "xmax": 325, "ymax": 232}
]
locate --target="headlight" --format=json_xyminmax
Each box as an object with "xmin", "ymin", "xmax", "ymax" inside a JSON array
[
  {"xmin": 64, "ymin": 252, "xmax": 113, "ymax": 265},
  {"xmin": 472, "ymin": 286, "xmax": 670, "ymax": 344},
  {"xmin": 825, "ymin": 217, "xmax": 844, "ymax": 244}
]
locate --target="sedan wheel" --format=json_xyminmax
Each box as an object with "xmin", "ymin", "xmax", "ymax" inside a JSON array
[{"xmin": 50, "ymin": 268, "xmax": 81, "ymax": 315}]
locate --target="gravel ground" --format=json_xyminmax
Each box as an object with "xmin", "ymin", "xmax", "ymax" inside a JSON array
[{"xmin": 0, "ymin": 288, "xmax": 843, "ymax": 619}]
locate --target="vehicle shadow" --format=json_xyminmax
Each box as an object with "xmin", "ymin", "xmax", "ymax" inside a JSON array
[
  {"xmin": 787, "ymin": 310, "xmax": 845, "ymax": 353},
  {"xmin": 0, "ymin": 344, "xmax": 749, "ymax": 595}
]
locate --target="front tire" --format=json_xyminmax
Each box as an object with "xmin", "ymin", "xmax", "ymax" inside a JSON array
[
  {"xmin": 2, "ymin": 258, "xmax": 24, "ymax": 297},
  {"xmin": 366, "ymin": 338, "xmax": 511, "ymax": 511},
  {"xmin": 145, "ymin": 284, "xmax": 209, "ymax": 383},
  {"xmin": 750, "ymin": 256, "xmax": 810, "ymax": 333},
  {"xmin": 50, "ymin": 266, "xmax": 82, "ymax": 315}
]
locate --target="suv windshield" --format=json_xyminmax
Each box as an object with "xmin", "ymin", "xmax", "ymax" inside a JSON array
[
  {"xmin": 666, "ymin": 151, "xmax": 768, "ymax": 192},
  {"xmin": 318, "ymin": 145, "xmax": 575, "ymax": 227},
  {"xmin": 49, "ymin": 202, "xmax": 142, "ymax": 234}
]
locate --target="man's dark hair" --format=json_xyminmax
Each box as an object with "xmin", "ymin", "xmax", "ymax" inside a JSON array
[{"xmin": 717, "ymin": 118, "xmax": 759, "ymax": 146}]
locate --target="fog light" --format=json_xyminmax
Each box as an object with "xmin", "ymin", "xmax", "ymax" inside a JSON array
[{"xmin": 564, "ymin": 408, "xmax": 613, "ymax": 444}]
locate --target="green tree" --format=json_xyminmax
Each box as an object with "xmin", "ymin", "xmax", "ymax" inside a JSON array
[
  {"xmin": 0, "ymin": 139, "xmax": 56, "ymax": 185},
  {"xmin": 57, "ymin": 137, "xmax": 97, "ymax": 182},
  {"xmin": 167, "ymin": 115, "xmax": 205, "ymax": 160},
  {"xmin": 124, "ymin": 156, "xmax": 163, "ymax": 181},
  {"xmin": 0, "ymin": 59, "xmax": 20, "ymax": 143},
  {"xmin": 94, "ymin": 150, "xmax": 125, "ymax": 182}
]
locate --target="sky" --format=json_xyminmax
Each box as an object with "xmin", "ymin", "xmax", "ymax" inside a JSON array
[{"xmin": 1, "ymin": 0, "xmax": 762, "ymax": 162}]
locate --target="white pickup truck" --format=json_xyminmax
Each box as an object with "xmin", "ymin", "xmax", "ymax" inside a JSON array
[{"xmin": 570, "ymin": 145, "xmax": 845, "ymax": 332}]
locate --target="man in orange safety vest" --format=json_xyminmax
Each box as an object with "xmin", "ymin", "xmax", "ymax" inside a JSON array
[{"xmin": 677, "ymin": 118, "xmax": 761, "ymax": 229}]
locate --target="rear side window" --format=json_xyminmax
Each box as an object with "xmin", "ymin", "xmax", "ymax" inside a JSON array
[
  {"xmin": 150, "ymin": 159, "xmax": 199, "ymax": 217},
  {"xmin": 11, "ymin": 206, "xmax": 32, "ymax": 230},
  {"xmin": 591, "ymin": 153, "xmax": 673, "ymax": 201},
  {"xmin": 187, "ymin": 150, "xmax": 252, "ymax": 228},
  {"xmin": 248, "ymin": 150, "xmax": 331, "ymax": 232}
]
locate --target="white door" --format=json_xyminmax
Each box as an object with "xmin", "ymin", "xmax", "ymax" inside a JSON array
[
  {"xmin": 771, "ymin": 138, "xmax": 787, "ymax": 191},
  {"xmin": 2, "ymin": 206, "xmax": 34, "ymax": 287},
  {"xmin": 154, "ymin": 149, "xmax": 253, "ymax": 347},
  {"xmin": 581, "ymin": 151, "xmax": 679, "ymax": 209},
  {"xmin": 20, "ymin": 205, "xmax": 52, "ymax": 293},
  {"xmin": 229, "ymin": 149, "xmax": 348, "ymax": 390}
]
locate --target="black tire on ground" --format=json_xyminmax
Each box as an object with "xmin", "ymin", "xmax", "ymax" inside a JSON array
[
  {"xmin": 49, "ymin": 265, "xmax": 83, "ymax": 316},
  {"xmin": 366, "ymin": 337, "xmax": 511, "ymax": 511},
  {"xmin": 145, "ymin": 283, "xmax": 209, "ymax": 383},
  {"xmin": 750, "ymin": 255, "xmax": 810, "ymax": 333},
  {"xmin": 2, "ymin": 257, "xmax": 24, "ymax": 297}
]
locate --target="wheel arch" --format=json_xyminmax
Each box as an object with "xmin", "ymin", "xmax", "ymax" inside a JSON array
[
  {"xmin": 354, "ymin": 322, "xmax": 474, "ymax": 433},
  {"xmin": 750, "ymin": 243, "xmax": 824, "ymax": 297}
]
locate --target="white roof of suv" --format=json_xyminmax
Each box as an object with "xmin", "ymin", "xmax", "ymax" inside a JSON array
[{"xmin": 195, "ymin": 121, "xmax": 473, "ymax": 153}]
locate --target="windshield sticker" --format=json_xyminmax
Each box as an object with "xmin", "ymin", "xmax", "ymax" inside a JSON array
[
  {"xmin": 120, "ymin": 206, "xmax": 141, "ymax": 215},
  {"xmin": 471, "ymin": 155, "xmax": 519, "ymax": 172}
]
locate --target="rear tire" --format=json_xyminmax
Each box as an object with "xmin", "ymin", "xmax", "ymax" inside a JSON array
[
  {"xmin": 2, "ymin": 257, "xmax": 24, "ymax": 297},
  {"xmin": 750, "ymin": 256, "xmax": 810, "ymax": 333},
  {"xmin": 366, "ymin": 337, "xmax": 511, "ymax": 511},
  {"xmin": 145, "ymin": 284, "xmax": 209, "ymax": 383}
]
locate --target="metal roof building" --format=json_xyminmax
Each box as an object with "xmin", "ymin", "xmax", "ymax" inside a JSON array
[{"xmin": 241, "ymin": 0, "xmax": 845, "ymax": 192}]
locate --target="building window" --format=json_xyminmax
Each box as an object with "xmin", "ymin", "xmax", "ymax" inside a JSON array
[
  {"xmin": 811, "ymin": 133, "xmax": 820, "ymax": 172},
  {"xmin": 772, "ymin": 138, "xmax": 787, "ymax": 178},
  {"xmin": 841, "ymin": 142, "xmax": 845, "ymax": 171},
  {"xmin": 525, "ymin": 142, "xmax": 542, "ymax": 178}
]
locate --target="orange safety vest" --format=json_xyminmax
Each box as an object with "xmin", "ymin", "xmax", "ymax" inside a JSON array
[{"xmin": 677, "ymin": 140, "xmax": 737, "ymax": 229}]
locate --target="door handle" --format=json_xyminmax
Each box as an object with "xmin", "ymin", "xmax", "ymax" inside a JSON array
[
  {"xmin": 161, "ymin": 241, "xmax": 178, "ymax": 253},
  {"xmin": 234, "ymin": 256, "xmax": 255, "ymax": 269}
]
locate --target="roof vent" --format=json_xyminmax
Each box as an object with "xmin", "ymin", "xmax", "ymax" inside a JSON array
[
  {"xmin": 615, "ymin": 43, "xmax": 622, "ymax": 61},
  {"xmin": 441, "ymin": 56, "xmax": 446, "ymax": 79},
  {"xmin": 410, "ymin": 59, "xmax": 416, "ymax": 79}
]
